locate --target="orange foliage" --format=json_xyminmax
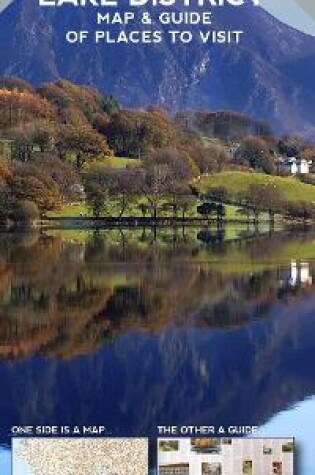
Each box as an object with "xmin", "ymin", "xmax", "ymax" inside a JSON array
[{"xmin": 0, "ymin": 88, "xmax": 55, "ymax": 129}]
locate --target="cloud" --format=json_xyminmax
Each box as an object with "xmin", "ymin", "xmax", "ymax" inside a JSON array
[
  {"xmin": 0, "ymin": 0, "xmax": 14, "ymax": 14},
  {"xmin": 260, "ymin": 0, "xmax": 315, "ymax": 36},
  {"xmin": 295, "ymin": 0, "xmax": 315, "ymax": 22}
]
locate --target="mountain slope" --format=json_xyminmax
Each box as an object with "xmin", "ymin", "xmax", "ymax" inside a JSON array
[{"xmin": 0, "ymin": 0, "xmax": 315, "ymax": 136}]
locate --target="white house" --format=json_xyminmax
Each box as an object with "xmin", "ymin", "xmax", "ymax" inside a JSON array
[
  {"xmin": 277, "ymin": 157, "xmax": 312, "ymax": 174},
  {"xmin": 280, "ymin": 261, "xmax": 313, "ymax": 289},
  {"xmin": 289, "ymin": 261, "xmax": 313, "ymax": 287}
]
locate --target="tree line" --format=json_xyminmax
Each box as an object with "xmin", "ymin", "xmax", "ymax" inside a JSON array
[{"xmin": 0, "ymin": 75, "xmax": 314, "ymax": 224}]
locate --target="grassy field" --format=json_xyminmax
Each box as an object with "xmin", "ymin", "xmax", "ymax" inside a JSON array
[
  {"xmin": 196, "ymin": 171, "xmax": 315, "ymax": 203},
  {"xmin": 190, "ymin": 237, "xmax": 315, "ymax": 274},
  {"xmin": 105, "ymin": 156, "xmax": 141, "ymax": 168},
  {"xmin": 69, "ymin": 154, "xmax": 141, "ymax": 170},
  {"xmin": 47, "ymin": 200, "xmax": 261, "ymax": 222}
]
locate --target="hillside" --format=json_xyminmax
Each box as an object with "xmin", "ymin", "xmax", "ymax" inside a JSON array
[
  {"xmin": 197, "ymin": 171, "xmax": 315, "ymax": 203},
  {"xmin": 0, "ymin": 1, "xmax": 315, "ymax": 136},
  {"xmin": 1, "ymin": 75, "xmax": 315, "ymax": 225}
]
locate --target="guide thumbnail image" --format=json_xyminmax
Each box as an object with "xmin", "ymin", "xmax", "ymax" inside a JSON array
[
  {"xmin": 12, "ymin": 437, "xmax": 148, "ymax": 475},
  {"xmin": 242, "ymin": 461, "xmax": 252, "ymax": 475},
  {"xmin": 159, "ymin": 463, "xmax": 190, "ymax": 475},
  {"xmin": 202, "ymin": 462, "xmax": 222, "ymax": 475},
  {"xmin": 159, "ymin": 440, "xmax": 180, "ymax": 452},
  {"xmin": 191, "ymin": 439, "xmax": 222, "ymax": 454},
  {"xmin": 157, "ymin": 438, "xmax": 294, "ymax": 475}
]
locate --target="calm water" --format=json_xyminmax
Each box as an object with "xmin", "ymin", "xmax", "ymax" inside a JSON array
[{"xmin": 0, "ymin": 227, "xmax": 314, "ymax": 473}]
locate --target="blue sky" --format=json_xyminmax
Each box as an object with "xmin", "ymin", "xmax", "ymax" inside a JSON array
[{"xmin": 261, "ymin": 0, "xmax": 315, "ymax": 35}]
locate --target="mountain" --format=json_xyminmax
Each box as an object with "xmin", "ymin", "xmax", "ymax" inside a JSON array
[{"xmin": 0, "ymin": 0, "xmax": 315, "ymax": 137}]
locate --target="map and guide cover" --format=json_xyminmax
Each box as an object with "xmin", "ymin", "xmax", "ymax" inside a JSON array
[{"xmin": 0, "ymin": 0, "xmax": 314, "ymax": 474}]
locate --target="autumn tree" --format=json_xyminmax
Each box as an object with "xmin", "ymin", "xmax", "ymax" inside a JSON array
[
  {"xmin": 0, "ymin": 159, "xmax": 11, "ymax": 182},
  {"xmin": 0, "ymin": 76, "xmax": 34, "ymax": 93},
  {"xmin": 140, "ymin": 163, "xmax": 171, "ymax": 220},
  {"xmin": 93, "ymin": 113, "xmax": 110, "ymax": 135},
  {"xmin": 148, "ymin": 147, "xmax": 196, "ymax": 182},
  {"xmin": 38, "ymin": 83, "xmax": 72, "ymax": 113},
  {"xmin": 84, "ymin": 166, "xmax": 142, "ymax": 218},
  {"xmin": 9, "ymin": 125, "xmax": 35, "ymax": 161},
  {"xmin": 32, "ymin": 156, "xmax": 81, "ymax": 202},
  {"xmin": 260, "ymin": 184, "xmax": 284, "ymax": 222},
  {"xmin": 240, "ymin": 185, "xmax": 265, "ymax": 224},
  {"xmin": 181, "ymin": 110, "xmax": 259, "ymax": 141},
  {"xmin": 145, "ymin": 147, "xmax": 196, "ymax": 219},
  {"xmin": 11, "ymin": 200, "xmax": 40, "ymax": 223},
  {"xmin": 32, "ymin": 123, "xmax": 56, "ymax": 152},
  {"xmin": 240, "ymin": 184, "xmax": 284, "ymax": 224},
  {"xmin": 106, "ymin": 168, "xmax": 142, "ymax": 218},
  {"xmin": 0, "ymin": 88, "xmax": 55, "ymax": 129},
  {"xmin": 9, "ymin": 164, "xmax": 62, "ymax": 212},
  {"xmin": 183, "ymin": 140, "xmax": 229, "ymax": 174},
  {"xmin": 55, "ymin": 125, "xmax": 111, "ymax": 168},
  {"xmin": 38, "ymin": 80, "xmax": 107, "ymax": 127},
  {"xmin": 84, "ymin": 166, "xmax": 111, "ymax": 218},
  {"xmin": 9, "ymin": 122, "xmax": 56, "ymax": 161},
  {"xmin": 105, "ymin": 109, "xmax": 176, "ymax": 158}
]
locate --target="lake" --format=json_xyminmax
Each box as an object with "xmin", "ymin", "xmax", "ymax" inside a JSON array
[{"xmin": 0, "ymin": 226, "xmax": 314, "ymax": 474}]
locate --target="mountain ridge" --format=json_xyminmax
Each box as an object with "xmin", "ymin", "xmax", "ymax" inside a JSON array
[{"xmin": 0, "ymin": 0, "xmax": 315, "ymax": 137}]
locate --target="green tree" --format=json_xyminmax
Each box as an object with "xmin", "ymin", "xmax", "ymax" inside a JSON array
[
  {"xmin": 197, "ymin": 202, "xmax": 216, "ymax": 223},
  {"xmin": 207, "ymin": 186, "xmax": 228, "ymax": 204},
  {"xmin": 240, "ymin": 136, "xmax": 273, "ymax": 172},
  {"xmin": 286, "ymin": 201, "xmax": 315, "ymax": 222},
  {"xmin": 85, "ymin": 181, "xmax": 108, "ymax": 218},
  {"xmin": 215, "ymin": 203, "xmax": 226, "ymax": 223},
  {"xmin": 32, "ymin": 124, "xmax": 56, "ymax": 152},
  {"xmin": 101, "ymin": 95, "xmax": 120, "ymax": 116},
  {"xmin": 278, "ymin": 136, "xmax": 308, "ymax": 157}
]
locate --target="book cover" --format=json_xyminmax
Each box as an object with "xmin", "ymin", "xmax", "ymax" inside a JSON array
[{"xmin": 0, "ymin": 0, "xmax": 314, "ymax": 474}]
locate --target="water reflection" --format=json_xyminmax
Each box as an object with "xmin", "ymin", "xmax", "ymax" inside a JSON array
[
  {"xmin": 0, "ymin": 228, "xmax": 314, "ymax": 472},
  {"xmin": 0, "ymin": 444, "xmax": 10, "ymax": 475}
]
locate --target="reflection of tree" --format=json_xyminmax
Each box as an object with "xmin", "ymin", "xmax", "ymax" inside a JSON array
[
  {"xmin": 1, "ymin": 288, "xmax": 315, "ymax": 446},
  {"xmin": 0, "ymin": 231, "xmax": 314, "ymax": 361}
]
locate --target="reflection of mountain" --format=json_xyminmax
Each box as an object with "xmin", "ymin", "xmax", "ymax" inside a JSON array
[
  {"xmin": 0, "ymin": 231, "xmax": 315, "ymax": 461},
  {"xmin": 0, "ymin": 290, "xmax": 315, "ymax": 452}
]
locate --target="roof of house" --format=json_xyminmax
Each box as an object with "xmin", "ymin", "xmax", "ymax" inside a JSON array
[{"xmin": 277, "ymin": 156, "xmax": 312, "ymax": 165}]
